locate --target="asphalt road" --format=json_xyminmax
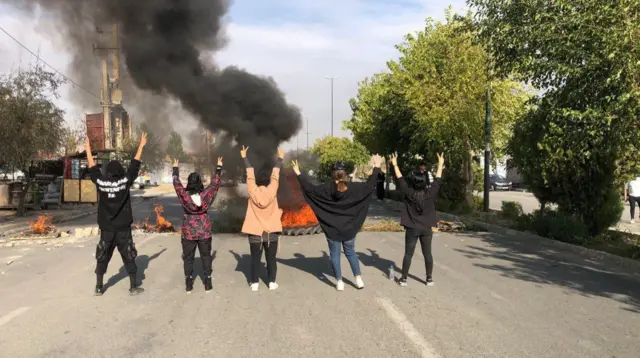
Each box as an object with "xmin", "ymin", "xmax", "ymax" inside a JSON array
[{"xmin": 1, "ymin": 191, "xmax": 640, "ymax": 357}]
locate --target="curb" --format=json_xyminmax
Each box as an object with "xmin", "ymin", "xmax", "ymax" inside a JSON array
[
  {"xmin": 381, "ymin": 199, "xmax": 640, "ymax": 272},
  {"xmin": 0, "ymin": 197, "xmax": 148, "ymax": 238}
]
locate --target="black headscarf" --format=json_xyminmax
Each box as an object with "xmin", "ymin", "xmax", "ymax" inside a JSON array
[
  {"xmin": 186, "ymin": 172, "xmax": 204, "ymax": 195},
  {"xmin": 255, "ymin": 164, "xmax": 272, "ymax": 186},
  {"xmin": 106, "ymin": 160, "xmax": 125, "ymax": 180}
]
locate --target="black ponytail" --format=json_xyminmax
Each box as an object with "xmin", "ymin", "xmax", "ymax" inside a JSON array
[{"xmin": 409, "ymin": 173, "xmax": 428, "ymax": 213}]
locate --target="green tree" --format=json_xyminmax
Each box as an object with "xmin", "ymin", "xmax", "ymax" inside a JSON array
[
  {"xmin": 115, "ymin": 122, "xmax": 163, "ymax": 173},
  {"xmin": 0, "ymin": 66, "xmax": 65, "ymax": 215},
  {"xmin": 59, "ymin": 116, "xmax": 85, "ymax": 157},
  {"xmin": 367, "ymin": 11, "xmax": 530, "ymax": 209},
  {"xmin": 311, "ymin": 136, "xmax": 370, "ymax": 179},
  {"xmin": 470, "ymin": 0, "xmax": 639, "ymax": 235},
  {"xmin": 167, "ymin": 131, "xmax": 188, "ymax": 162},
  {"xmin": 347, "ymin": 73, "xmax": 414, "ymax": 160}
]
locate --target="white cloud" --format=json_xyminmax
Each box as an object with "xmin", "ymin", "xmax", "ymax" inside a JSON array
[{"xmin": 0, "ymin": 0, "xmax": 467, "ymax": 149}]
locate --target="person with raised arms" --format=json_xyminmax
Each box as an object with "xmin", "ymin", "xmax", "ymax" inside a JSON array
[
  {"xmin": 172, "ymin": 156, "xmax": 223, "ymax": 294},
  {"xmin": 240, "ymin": 145, "xmax": 284, "ymax": 292},
  {"xmin": 389, "ymin": 152, "xmax": 444, "ymax": 287},
  {"xmin": 291, "ymin": 155, "xmax": 382, "ymax": 291},
  {"xmin": 86, "ymin": 134, "xmax": 147, "ymax": 296}
]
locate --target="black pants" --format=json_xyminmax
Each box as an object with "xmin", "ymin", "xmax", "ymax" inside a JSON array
[
  {"xmin": 401, "ymin": 228, "xmax": 434, "ymax": 279},
  {"xmin": 182, "ymin": 238, "xmax": 213, "ymax": 277},
  {"xmin": 250, "ymin": 241, "xmax": 278, "ymax": 284},
  {"xmin": 630, "ymin": 196, "xmax": 640, "ymax": 219},
  {"xmin": 95, "ymin": 230, "xmax": 137, "ymax": 275}
]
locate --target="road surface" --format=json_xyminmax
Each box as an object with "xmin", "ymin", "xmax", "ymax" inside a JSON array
[{"xmin": 1, "ymin": 191, "xmax": 639, "ymax": 357}]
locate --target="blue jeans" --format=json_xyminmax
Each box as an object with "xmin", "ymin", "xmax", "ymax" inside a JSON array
[{"xmin": 327, "ymin": 237, "xmax": 361, "ymax": 281}]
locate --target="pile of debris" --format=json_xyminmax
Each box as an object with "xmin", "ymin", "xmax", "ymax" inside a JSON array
[{"xmin": 435, "ymin": 220, "xmax": 465, "ymax": 233}]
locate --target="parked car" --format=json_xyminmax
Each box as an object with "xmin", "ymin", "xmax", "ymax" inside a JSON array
[
  {"xmin": 490, "ymin": 174, "xmax": 512, "ymax": 191},
  {"xmin": 132, "ymin": 177, "xmax": 146, "ymax": 190}
]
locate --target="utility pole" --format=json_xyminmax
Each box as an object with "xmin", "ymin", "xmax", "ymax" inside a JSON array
[
  {"xmin": 94, "ymin": 24, "xmax": 122, "ymax": 150},
  {"xmin": 204, "ymin": 129, "xmax": 212, "ymax": 178},
  {"xmin": 483, "ymin": 69, "xmax": 492, "ymax": 212},
  {"xmin": 325, "ymin": 76, "xmax": 338, "ymax": 136},
  {"xmin": 111, "ymin": 24, "xmax": 123, "ymax": 149},
  {"xmin": 100, "ymin": 58, "xmax": 111, "ymax": 149},
  {"xmin": 306, "ymin": 119, "xmax": 309, "ymax": 149}
]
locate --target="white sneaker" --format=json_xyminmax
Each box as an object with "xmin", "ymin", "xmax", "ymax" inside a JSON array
[
  {"xmin": 631, "ymin": 219, "xmax": 636, "ymax": 224},
  {"xmin": 269, "ymin": 282, "xmax": 279, "ymax": 291},
  {"xmin": 336, "ymin": 280, "xmax": 345, "ymax": 291},
  {"xmin": 250, "ymin": 283, "xmax": 259, "ymax": 292},
  {"xmin": 355, "ymin": 275, "xmax": 365, "ymax": 289}
]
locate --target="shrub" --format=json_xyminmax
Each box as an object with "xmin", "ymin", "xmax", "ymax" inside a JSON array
[
  {"xmin": 531, "ymin": 210, "xmax": 589, "ymax": 245},
  {"xmin": 472, "ymin": 196, "xmax": 484, "ymax": 212},
  {"xmin": 501, "ymin": 201, "xmax": 523, "ymax": 221}
]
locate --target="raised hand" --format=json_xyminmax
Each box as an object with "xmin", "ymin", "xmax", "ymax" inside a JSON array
[
  {"xmin": 139, "ymin": 132, "xmax": 148, "ymax": 148},
  {"xmin": 291, "ymin": 160, "xmax": 301, "ymax": 175},
  {"xmin": 240, "ymin": 145, "xmax": 249, "ymax": 159},
  {"xmin": 390, "ymin": 152, "xmax": 398, "ymax": 166},
  {"xmin": 277, "ymin": 147, "xmax": 285, "ymax": 159},
  {"xmin": 173, "ymin": 158, "xmax": 179, "ymax": 167},
  {"xmin": 217, "ymin": 157, "xmax": 223, "ymax": 166},
  {"xmin": 372, "ymin": 154, "xmax": 382, "ymax": 168},
  {"xmin": 84, "ymin": 138, "xmax": 91, "ymax": 153},
  {"xmin": 437, "ymin": 153, "xmax": 445, "ymax": 166}
]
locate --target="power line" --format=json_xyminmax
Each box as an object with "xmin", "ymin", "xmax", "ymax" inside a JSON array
[{"xmin": 0, "ymin": 25, "xmax": 101, "ymax": 100}]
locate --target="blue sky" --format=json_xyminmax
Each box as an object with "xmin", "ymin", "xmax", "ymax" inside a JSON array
[{"xmin": 0, "ymin": 0, "xmax": 467, "ymax": 149}]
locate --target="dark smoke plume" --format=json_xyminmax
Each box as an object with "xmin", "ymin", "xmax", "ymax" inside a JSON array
[{"xmin": 5, "ymin": 0, "xmax": 302, "ymax": 169}]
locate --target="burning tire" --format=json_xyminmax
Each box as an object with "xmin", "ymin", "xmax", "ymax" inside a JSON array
[{"xmin": 282, "ymin": 225, "xmax": 323, "ymax": 236}]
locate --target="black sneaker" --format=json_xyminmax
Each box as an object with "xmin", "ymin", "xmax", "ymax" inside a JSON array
[
  {"xmin": 129, "ymin": 286, "xmax": 145, "ymax": 296},
  {"xmin": 204, "ymin": 276, "xmax": 213, "ymax": 293},
  {"xmin": 186, "ymin": 276, "xmax": 194, "ymax": 294},
  {"xmin": 397, "ymin": 277, "xmax": 408, "ymax": 287},
  {"xmin": 94, "ymin": 285, "xmax": 105, "ymax": 296},
  {"xmin": 426, "ymin": 277, "xmax": 434, "ymax": 287}
]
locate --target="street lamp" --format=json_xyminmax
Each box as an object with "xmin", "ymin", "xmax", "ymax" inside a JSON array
[{"xmin": 325, "ymin": 76, "xmax": 338, "ymax": 136}]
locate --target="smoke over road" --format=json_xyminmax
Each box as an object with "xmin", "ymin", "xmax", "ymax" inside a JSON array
[{"xmin": 4, "ymin": 0, "xmax": 302, "ymax": 168}]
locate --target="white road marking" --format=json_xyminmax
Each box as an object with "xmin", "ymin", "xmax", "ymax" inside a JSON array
[
  {"xmin": 0, "ymin": 306, "xmax": 31, "ymax": 327},
  {"xmin": 376, "ymin": 296, "xmax": 441, "ymax": 358}
]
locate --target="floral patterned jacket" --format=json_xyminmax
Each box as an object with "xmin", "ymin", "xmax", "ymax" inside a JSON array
[{"xmin": 173, "ymin": 167, "xmax": 221, "ymax": 240}]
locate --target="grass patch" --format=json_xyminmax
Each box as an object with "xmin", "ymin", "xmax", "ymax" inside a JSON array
[{"xmin": 362, "ymin": 220, "xmax": 404, "ymax": 232}]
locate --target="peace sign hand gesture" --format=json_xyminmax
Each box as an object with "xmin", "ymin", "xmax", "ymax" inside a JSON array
[{"xmin": 291, "ymin": 160, "xmax": 301, "ymax": 175}]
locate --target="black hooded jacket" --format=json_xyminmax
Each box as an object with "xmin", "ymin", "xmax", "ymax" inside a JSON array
[
  {"xmin": 296, "ymin": 168, "xmax": 381, "ymax": 241},
  {"xmin": 90, "ymin": 159, "xmax": 141, "ymax": 231}
]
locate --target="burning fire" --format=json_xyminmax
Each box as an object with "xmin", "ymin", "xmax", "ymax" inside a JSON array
[
  {"xmin": 135, "ymin": 204, "xmax": 175, "ymax": 233},
  {"xmin": 281, "ymin": 204, "xmax": 319, "ymax": 228},
  {"xmin": 30, "ymin": 215, "xmax": 55, "ymax": 235},
  {"xmin": 278, "ymin": 169, "xmax": 319, "ymax": 228}
]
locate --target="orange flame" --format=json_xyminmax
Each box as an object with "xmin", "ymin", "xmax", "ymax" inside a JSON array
[
  {"xmin": 281, "ymin": 204, "xmax": 319, "ymax": 228},
  {"xmin": 135, "ymin": 204, "xmax": 175, "ymax": 233},
  {"xmin": 153, "ymin": 204, "xmax": 174, "ymax": 232},
  {"xmin": 30, "ymin": 215, "xmax": 55, "ymax": 234}
]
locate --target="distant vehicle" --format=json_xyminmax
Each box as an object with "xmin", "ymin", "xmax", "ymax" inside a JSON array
[
  {"xmin": 132, "ymin": 177, "xmax": 146, "ymax": 190},
  {"xmin": 490, "ymin": 174, "xmax": 512, "ymax": 191},
  {"xmin": 0, "ymin": 169, "xmax": 25, "ymax": 182}
]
